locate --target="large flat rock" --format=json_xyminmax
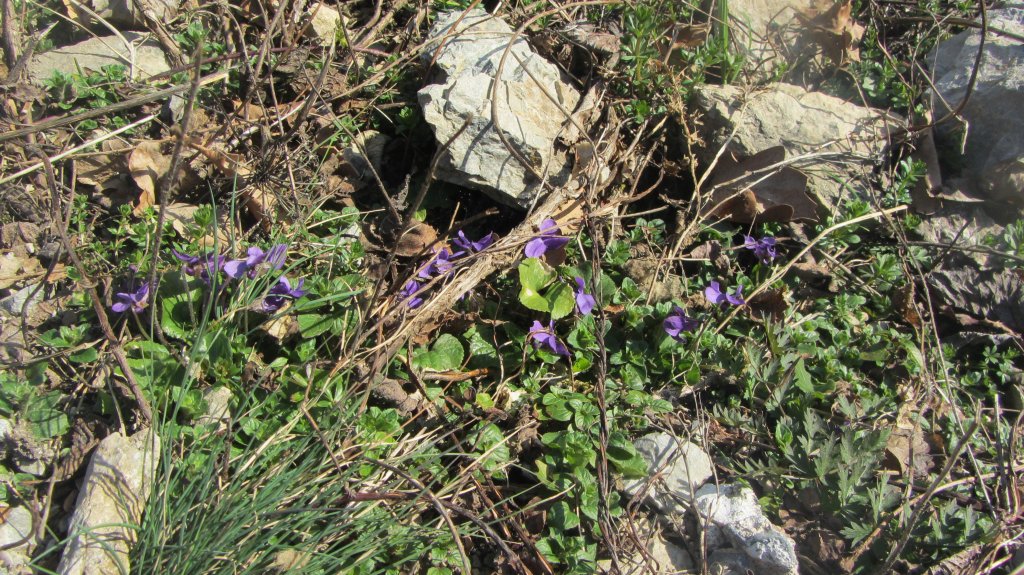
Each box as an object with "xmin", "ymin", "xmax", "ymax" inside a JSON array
[
  {"xmin": 929, "ymin": 4, "xmax": 1024, "ymax": 208},
  {"xmin": 694, "ymin": 83, "xmax": 903, "ymax": 212},
  {"xmin": 28, "ymin": 32, "xmax": 170, "ymax": 85},
  {"xmin": 58, "ymin": 430, "xmax": 160, "ymax": 575},
  {"xmin": 418, "ymin": 9, "xmax": 580, "ymax": 209}
]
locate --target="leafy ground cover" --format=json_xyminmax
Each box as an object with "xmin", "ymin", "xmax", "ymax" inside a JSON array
[{"xmin": 0, "ymin": 0, "xmax": 1021, "ymax": 573}]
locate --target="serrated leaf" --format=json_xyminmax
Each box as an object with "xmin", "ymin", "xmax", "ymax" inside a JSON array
[
  {"xmin": 38, "ymin": 329, "xmax": 67, "ymax": 348},
  {"xmin": 297, "ymin": 313, "xmax": 332, "ymax": 338},
  {"xmin": 470, "ymin": 422, "xmax": 510, "ymax": 478},
  {"xmin": 793, "ymin": 358, "xmax": 814, "ymax": 394},
  {"xmin": 412, "ymin": 333, "xmax": 465, "ymax": 372},
  {"xmin": 546, "ymin": 283, "xmax": 575, "ymax": 319}
]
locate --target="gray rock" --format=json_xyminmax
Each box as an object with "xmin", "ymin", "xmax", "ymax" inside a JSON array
[
  {"xmin": 28, "ymin": 32, "xmax": 170, "ymax": 85},
  {"xmin": 58, "ymin": 430, "xmax": 160, "ymax": 575},
  {"xmin": 0, "ymin": 284, "xmax": 41, "ymax": 316},
  {"xmin": 3, "ymin": 421, "xmax": 57, "ymax": 478},
  {"xmin": 418, "ymin": 9, "xmax": 581, "ymax": 209},
  {"xmin": 66, "ymin": 0, "xmax": 178, "ymax": 30},
  {"xmin": 727, "ymin": 0, "xmax": 809, "ymax": 79},
  {"xmin": 302, "ymin": 3, "xmax": 344, "ymax": 43},
  {"xmin": 693, "ymin": 83, "xmax": 903, "ymax": 213},
  {"xmin": 0, "ymin": 505, "xmax": 39, "ymax": 574},
  {"xmin": 598, "ymin": 516, "xmax": 695, "ymax": 574},
  {"xmin": 342, "ymin": 130, "xmax": 390, "ymax": 192},
  {"xmin": 914, "ymin": 203, "xmax": 1024, "ymax": 332},
  {"xmin": 195, "ymin": 387, "xmax": 232, "ymax": 432},
  {"xmin": 708, "ymin": 548, "xmax": 758, "ymax": 575},
  {"xmin": 624, "ymin": 432, "xmax": 714, "ymax": 516},
  {"xmin": 646, "ymin": 532, "xmax": 696, "ymax": 574},
  {"xmin": 929, "ymin": 4, "xmax": 1024, "ymax": 208},
  {"xmin": 694, "ymin": 484, "xmax": 798, "ymax": 575}
]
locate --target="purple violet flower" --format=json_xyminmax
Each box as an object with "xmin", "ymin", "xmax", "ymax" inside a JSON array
[
  {"xmin": 112, "ymin": 282, "xmax": 150, "ymax": 313},
  {"xmin": 524, "ymin": 219, "xmax": 570, "ymax": 258},
  {"xmin": 261, "ymin": 277, "xmax": 306, "ymax": 313},
  {"xmin": 529, "ymin": 320, "xmax": 569, "ymax": 357},
  {"xmin": 573, "ymin": 277, "xmax": 597, "ymax": 316},
  {"xmin": 172, "ymin": 249, "xmax": 203, "ymax": 276},
  {"xmin": 225, "ymin": 243, "xmax": 288, "ymax": 279},
  {"xmin": 418, "ymin": 247, "xmax": 463, "ymax": 279},
  {"xmin": 705, "ymin": 281, "xmax": 745, "ymax": 306},
  {"xmin": 663, "ymin": 306, "xmax": 699, "ymax": 341},
  {"xmin": 400, "ymin": 279, "xmax": 424, "ymax": 309},
  {"xmin": 743, "ymin": 235, "xmax": 778, "ymax": 264},
  {"xmin": 453, "ymin": 231, "xmax": 496, "ymax": 253},
  {"xmin": 173, "ymin": 250, "xmax": 225, "ymax": 284}
]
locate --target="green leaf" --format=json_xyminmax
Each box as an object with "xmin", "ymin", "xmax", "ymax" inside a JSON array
[
  {"xmin": 520, "ymin": 257, "xmax": 556, "ymax": 291},
  {"xmin": 549, "ymin": 501, "xmax": 580, "ymax": 531},
  {"xmin": 69, "ymin": 347, "xmax": 98, "ymax": 364},
  {"xmin": 793, "ymin": 358, "xmax": 814, "ymax": 394},
  {"xmin": 412, "ymin": 334, "xmax": 465, "ymax": 372},
  {"xmin": 519, "ymin": 285, "xmax": 549, "ymax": 312},
  {"xmin": 297, "ymin": 313, "xmax": 333, "ymax": 338},
  {"xmin": 544, "ymin": 399, "xmax": 572, "ymax": 422},
  {"xmin": 607, "ymin": 432, "xmax": 648, "ymax": 478},
  {"xmin": 469, "ymin": 422, "xmax": 510, "ymax": 477},
  {"xmin": 25, "ymin": 391, "xmax": 70, "ymax": 439},
  {"xmin": 464, "ymin": 325, "xmax": 499, "ymax": 368},
  {"xmin": 519, "ymin": 258, "xmax": 555, "ymax": 311},
  {"xmin": 546, "ymin": 283, "xmax": 575, "ymax": 319},
  {"xmin": 161, "ymin": 285, "xmax": 203, "ymax": 340},
  {"xmin": 38, "ymin": 329, "xmax": 68, "ymax": 348}
]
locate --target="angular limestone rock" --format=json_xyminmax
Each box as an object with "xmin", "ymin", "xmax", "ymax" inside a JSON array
[
  {"xmin": 695, "ymin": 483, "xmax": 798, "ymax": 575},
  {"xmin": 727, "ymin": 0, "xmax": 808, "ymax": 79},
  {"xmin": 0, "ymin": 505, "xmax": 41, "ymax": 574},
  {"xmin": 418, "ymin": 9, "xmax": 581, "ymax": 209},
  {"xmin": 65, "ymin": 0, "xmax": 179, "ymax": 31},
  {"xmin": 28, "ymin": 33, "xmax": 170, "ymax": 85},
  {"xmin": 302, "ymin": 3, "xmax": 344, "ymax": 43},
  {"xmin": 623, "ymin": 432, "xmax": 715, "ymax": 516},
  {"xmin": 58, "ymin": 430, "xmax": 160, "ymax": 575},
  {"xmin": 694, "ymin": 83, "xmax": 903, "ymax": 213},
  {"xmin": 195, "ymin": 386, "xmax": 233, "ymax": 433},
  {"xmin": 929, "ymin": 4, "xmax": 1024, "ymax": 208}
]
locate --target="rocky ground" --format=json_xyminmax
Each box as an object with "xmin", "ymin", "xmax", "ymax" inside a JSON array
[{"xmin": 0, "ymin": 0, "xmax": 1022, "ymax": 573}]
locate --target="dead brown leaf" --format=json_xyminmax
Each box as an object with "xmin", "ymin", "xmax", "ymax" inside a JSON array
[
  {"xmin": 884, "ymin": 427, "xmax": 934, "ymax": 478},
  {"xmin": 0, "ymin": 252, "xmax": 42, "ymax": 289},
  {"xmin": 128, "ymin": 141, "xmax": 171, "ymax": 214},
  {"xmin": 1, "ymin": 222, "xmax": 42, "ymax": 257},
  {"xmin": 566, "ymin": 23, "xmax": 621, "ymax": 55},
  {"xmin": 187, "ymin": 141, "xmax": 253, "ymax": 179},
  {"xmin": 261, "ymin": 314, "xmax": 297, "ymax": 343},
  {"xmin": 883, "ymin": 404, "xmax": 935, "ymax": 478},
  {"xmin": 705, "ymin": 147, "xmax": 818, "ymax": 223},
  {"xmin": 797, "ymin": 0, "xmax": 866, "ymax": 65},
  {"xmin": 685, "ymin": 240, "xmax": 730, "ymax": 274},
  {"xmin": 243, "ymin": 185, "xmax": 277, "ymax": 230},
  {"xmin": 893, "ymin": 283, "xmax": 922, "ymax": 328},
  {"xmin": 165, "ymin": 202, "xmax": 233, "ymax": 249},
  {"xmin": 75, "ymin": 139, "xmax": 129, "ymax": 190},
  {"xmin": 395, "ymin": 221, "xmax": 439, "ymax": 258},
  {"xmin": 748, "ymin": 288, "xmax": 789, "ymax": 321}
]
